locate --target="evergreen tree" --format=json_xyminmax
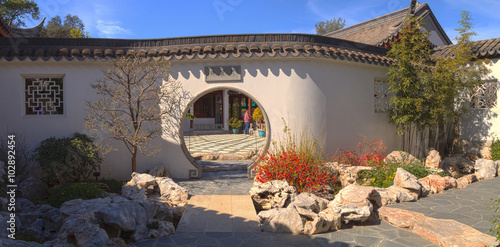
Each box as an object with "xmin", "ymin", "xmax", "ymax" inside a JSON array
[
  {"xmin": 315, "ymin": 17, "xmax": 345, "ymax": 35},
  {"xmin": 0, "ymin": 0, "xmax": 39, "ymax": 27}
]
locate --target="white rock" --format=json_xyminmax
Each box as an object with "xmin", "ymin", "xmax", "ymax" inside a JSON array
[{"xmin": 474, "ymin": 159, "xmax": 498, "ymax": 179}]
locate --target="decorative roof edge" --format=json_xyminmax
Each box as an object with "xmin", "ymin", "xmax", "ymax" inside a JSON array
[
  {"xmin": 432, "ymin": 37, "xmax": 500, "ymax": 59},
  {"xmin": 10, "ymin": 17, "xmax": 46, "ymax": 38},
  {"xmin": 0, "ymin": 42, "xmax": 394, "ymax": 67},
  {"xmin": 0, "ymin": 33, "xmax": 393, "ymax": 66}
]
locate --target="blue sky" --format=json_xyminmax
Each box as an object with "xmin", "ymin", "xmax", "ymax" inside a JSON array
[{"xmin": 27, "ymin": 0, "xmax": 500, "ymax": 42}]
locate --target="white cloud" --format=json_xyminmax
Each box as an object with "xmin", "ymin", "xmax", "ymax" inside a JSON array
[{"xmin": 96, "ymin": 20, "xmax": 132, "ymax": 38}]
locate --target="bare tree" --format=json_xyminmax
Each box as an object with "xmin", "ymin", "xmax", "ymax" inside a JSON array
[{"xmin": 86, "ymin": 54, "xmax": 181, "ymax": 173}]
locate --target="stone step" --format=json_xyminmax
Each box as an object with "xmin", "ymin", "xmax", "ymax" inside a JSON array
[
  {"xmin": 379, "ymin": 207, "xmax": 498, "ymax": 247},
  {"xmin": 176, "ymin": 195, "xmax": 260, "ymax": 233}
]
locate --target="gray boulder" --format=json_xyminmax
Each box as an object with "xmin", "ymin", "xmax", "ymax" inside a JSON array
[
  {"xmin": 474, "ymin": 159, "xmax": 498, "ymax": 179},
  {"xmin": 18, "ymin": 204, "xmax": 62, "ymax": 242},
  {"xmin": 443, "ymin": 156, "xmax": 474, "ymax": 174},
  {"xmin": 121, "ymin": 183, "xmax": 148, "ymax": 202},
  {"xmin": 328, "ymin": 184, "xmax": 376, "ymax": 223},
  {"xmin": 393, "ymin": 168, "xmax": 422, "ymax": 195},
  {"xmin": 18, "ymin": 177, "xmax": 48, "ymax": 202},
  {"xmin": 95, "ymin": 200, "xmax": 149, "ymax": 232},
  {"xmin": 146, "ymin": 219, "xmax": 175, "ymax": 238},
  {"xmin": 156, "ymin": 177, "xmax": 189, "ymax": 205},
  {"xmin": 303, "ymin": 207, "xmax": 341, "ymax": 235},
  {"xmin": 259, "ymin": 204, "xmax": 305, "ymax": 234},
  {"xmin": 58, "ymin": 213, "xmax": 109, "ymax": 247},
  {"xmin": 291, "ymin": 193, "xmax": 328, "ymax": 213},
  {"xmin": 384, "ymin": 151, "xmax": 418, "ymax": 164},
  {"xmin": 387, "ymin": 186, "xmax": 418, "ymax": 202},
  {"xmin": 60, "ymin": 197, "xmax": 112, "ymax": 219},
  {"xmin": 0, "ymin": 238, "xmax": 42, "ymax": 246},
  {"xmin": 148, "ymin": 165, "xmax": 170, "ymax": 177},
  {"xmin": 131, "ymin": 172, "xmax": 157, "ymax": 188},
  {"xmin": 249, "ymin": 180, "xmax": 297, "ymax": 210}
]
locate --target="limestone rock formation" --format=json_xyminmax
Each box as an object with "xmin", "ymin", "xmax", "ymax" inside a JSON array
[
  {"xmin": 394, "ymin": 168, "xmax": 423, "ymax": 195},
  {"xmin": 383, "ymin": 151, "xmax": 418, "ymax": 164},
  {"xmin": 249, "ymin": 180, "xmax": 297, "ymax": 211},
  {"xmin": 329, "ymin": 184, "xmax": 376, "ymax": 223},
  {"xmin": 425, "ymin": 149, "xmax": 441, "ymax": 169},
  {"xmin": 148, "ymin": 165, "xmax": 170, "ymax": 177},
  {"xmin": 474, "ymin": 159, "xmax": 498, "ymax": 179}
]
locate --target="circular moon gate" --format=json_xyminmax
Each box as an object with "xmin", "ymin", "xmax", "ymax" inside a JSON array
[{"xmin": 178, "ymin": 87, "xmax": 271, "ymax": 178}]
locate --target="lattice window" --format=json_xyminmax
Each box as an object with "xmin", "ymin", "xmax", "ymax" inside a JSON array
[
  {"xmin": 472, "ymin": 80, "xmax": 497, "ymax": 109},
  {"xmin": 374, "ymin": 79, "xmax": 391, "ymax": 112},
  {"xmin": 25, "ymin": 77, "xmax": 64, "ymax": 115}
]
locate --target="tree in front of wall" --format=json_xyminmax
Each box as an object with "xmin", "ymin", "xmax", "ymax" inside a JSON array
[
  {"xmin": 387, "ymin": 11, "xmax": 490, "ymax": 156},
  {"xmin": 85, "ymin": 53, "xmax": 181, "ymax": 173}
]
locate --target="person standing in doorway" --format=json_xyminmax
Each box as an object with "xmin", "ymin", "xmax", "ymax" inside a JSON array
[{"xmin": 244, "ymin": 110, "xmax": 251, "ymax": 135}]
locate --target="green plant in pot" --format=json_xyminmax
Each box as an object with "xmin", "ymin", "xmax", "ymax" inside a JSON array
[
  {"xmin": 252, "ymin": 107, "xmax": 266, "ymax": 137},
  {"xmin": 228, "ymin": 117, "xmax": 243, "ymax": 134}
]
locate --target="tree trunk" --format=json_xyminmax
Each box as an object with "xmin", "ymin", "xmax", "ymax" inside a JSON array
[{"xmin": 132, "ymin": 147, "xmax": 138, "ymax": 173}]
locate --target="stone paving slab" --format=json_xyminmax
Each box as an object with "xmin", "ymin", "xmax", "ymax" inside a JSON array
[
  {"xmin": 379, "ymin": 207, "xmax": 497, "ymax": 246},
  {"xmin": 175, "ymin": 170, "xmax": 253, "ymax": 195},
  {"xmin": 176, "ymin": 195, "xmax": 260, "ymax": 233},
  {"xmin": 184, "ymin": 134, "xmax": 265, "ymax": 155},
  {"xmin": 388, "ymin": 176, "xmax": 500, "ymax": 237},
  {"xmin": 132, "ymin": 221, "xmax": 439, "ymax": 247}
]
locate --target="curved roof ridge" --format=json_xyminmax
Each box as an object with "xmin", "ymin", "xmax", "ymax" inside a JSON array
[{"xmin": 10, "ymin": 17, "xmax": 45, "ymax": 38}]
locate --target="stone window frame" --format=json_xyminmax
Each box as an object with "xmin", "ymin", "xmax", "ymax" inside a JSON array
[
  {"xmin": 374, "ymin": 78, "xmax": 392, "ymax": 112},
  {"xmin": 22, "ymin": 74, "xmax": 65, "ymax": 116},
  {"xmin": 471, "ymin": 79, "xmax": 498, "ymax": 109}
]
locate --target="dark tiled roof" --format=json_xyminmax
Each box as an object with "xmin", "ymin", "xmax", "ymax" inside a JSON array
[
  {"xmin": 326, "ymin": 3, "xmax": 452, "ymax": 47},
  {"xmin": 432, "ymin": 38, "xmax": 500, "ymax": 58},
  {"xmin": 0, "ymin": 14, "xmax": 45, "ymax": 38},
  {"xmin": 10, "ymin": 17, "xmax": 45, "ymax": 38},
  {"xmin": 0, "ymin": 34, "xmax": 394, "ymax": 66}
]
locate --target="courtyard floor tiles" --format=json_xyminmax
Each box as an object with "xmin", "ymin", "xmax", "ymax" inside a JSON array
[{"xmin": 184, "ymin": 134, "xmax": 266, "ymax": 155}]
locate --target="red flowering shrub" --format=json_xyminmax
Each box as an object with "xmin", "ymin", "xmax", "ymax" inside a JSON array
[
  {"xmin": 332, "ymin": 136, "xmax": 387, "ymax": 167},
  {"xmin": 255, "ymin": 149, "xmax": 337, "ymax": 193}
]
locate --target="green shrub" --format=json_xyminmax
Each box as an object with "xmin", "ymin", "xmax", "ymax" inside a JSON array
[
  {"xmin": 228, "ymin": 117, "xmax": 243, "ymax": 129},
  {"xmin": 489, "ymin": 198, "xmax": 500, "ymax": 241},
  {"xmin": 98, "ymin": 179, "xmax": 126, "ymax": 194},
  {"xmin": 33, "ymin": 133, "xmax": 102, "ymax": 185},
  {"xmin": 491, "ymin": 139, "xmax": 500, "ymax": 161},
  {"xmin": 359, "ymin": 158, "xmax": 435, "ymax": 188},
  {"xmin": 42, "ymin": 182, "xmax": 105, "ymax": 208}
]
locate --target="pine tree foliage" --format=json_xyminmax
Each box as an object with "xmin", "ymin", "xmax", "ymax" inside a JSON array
[{"xmin": 315, "ymin": 18, "xmax": 346, "ymax": 35}]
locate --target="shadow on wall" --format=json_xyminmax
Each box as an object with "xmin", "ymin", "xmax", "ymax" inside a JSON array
[
  {"xmin": 162, "ymin": 87, "xmax": 193, "ymax": 143},
  {"xmin": 170, "ymin": 66, "xmax": 308, "ymax": 81},
  {"xmin": 461, "ymin": 108, "xmax": 497, "ymax": 151}
]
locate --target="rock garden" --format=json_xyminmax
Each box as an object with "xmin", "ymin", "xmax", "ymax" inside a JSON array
[
  {"xmin": 249, "ymin": 134, "xmax": 500, "ymax": 245},
  {"xmin": 0, "ymin": 133, "xmax": 190, "ymax": 246},
  {"xmin": 1, "ymin": 132, "xmax": 500, "ymax": 246}
]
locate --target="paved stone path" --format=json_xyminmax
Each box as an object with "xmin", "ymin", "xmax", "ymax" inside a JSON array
[
  {"xmin": 134, "ymin": 168, "xmax": 441, "ymax": 246},
  {"xmin": 184, "ymin": 134, "xmax": 265, "ymax": 155},
  {"xmin": 175, "ymin": 169, "xmax": 253, "ymax": 195},
  {"xmin": 388, "ymin": 176, "xmax": 500, "ymax": 237},
  {"xmin": 200, "ymin": 160, "xmax": 250, "ymax": 172},
  {"xmin": 133, "ymin": 165, "xmax": 500, "ymax": 247}
]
